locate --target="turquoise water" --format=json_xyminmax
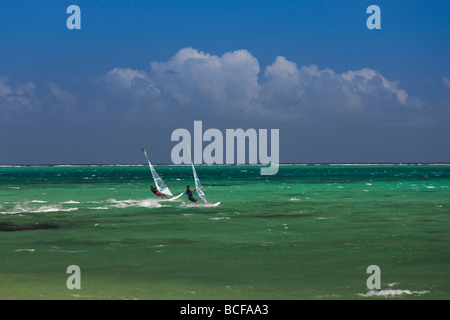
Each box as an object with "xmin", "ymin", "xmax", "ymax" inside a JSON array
[{"xmin": 1, "ymin": 164, "xmax": 449, "ymax": 299}]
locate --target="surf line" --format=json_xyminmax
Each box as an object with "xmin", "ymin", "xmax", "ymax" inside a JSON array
[
  {"xmin": 171, "ymin": 121, "xmax": 279, "ymax": 175},
  {"xmin": 180, "ymin": 304, "xmax": 214, "ymax": 317}
]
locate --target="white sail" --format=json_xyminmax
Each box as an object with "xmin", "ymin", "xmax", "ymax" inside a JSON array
[
  {"xmin": 191, "ymin": 163, "xmax": 207, "ymax": 203},
  {"xmin": 141, "ymin": 148, "xmax": 173, "ymax": 197},
  {"xmin": 186, "ymin": 144, "xmax": 207, "ymax": 203}
]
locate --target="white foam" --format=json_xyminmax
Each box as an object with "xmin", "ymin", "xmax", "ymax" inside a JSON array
[
  {"xmin": 32, "ymin": 206, "xmax": 79, "ymax": 213},
  {"xmin": 149, "ymin": 244, "xmax": 167, "ymax": 248},
  {"xmin": 388, "ymin": 282, "xmax": 399, "ymax": 287},
  {"xmin": 290, "ymin": 198, "xmax": 300, "ymax": 201},
  {"xmin": 31, "ymin": 200, "xmax": 47, "ymax": 203},
  {"xmin": 136, "ymin": 199, "xmax": 165, "ymax": 208},
  {"xmin": 62, "ymin": 200, "xmax": 80, "ymax": 204},
  {"xmin": 2, "ymin": 203, "xmax": 79, "ymax": 214},
  {"xmin": 15, "ymin": 249, "xmax": 35, "ymax": 252},
  {"xmin": 108, "ymin": 198, "xmax": 164, "ymax": 209},
  {"xmin": 358, "ymin": 289, "xmax": 429, "ymax": 297},
  {"xmin": 49, "ymin": 249, "xmax": 87, "ymax": 253},
  {"xmin": 184, "ymin": 202, "xmax": 220, "ymax": 208}
]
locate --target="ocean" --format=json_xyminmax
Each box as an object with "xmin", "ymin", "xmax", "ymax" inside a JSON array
[{"xmin": 0, "ymin": 164, "xmax": 449, "ymax": 300}]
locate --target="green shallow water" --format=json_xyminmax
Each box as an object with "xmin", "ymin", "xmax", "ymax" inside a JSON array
[{"xmin": 0, "ymin": 164, "xmax": 449, "ymax": 299}]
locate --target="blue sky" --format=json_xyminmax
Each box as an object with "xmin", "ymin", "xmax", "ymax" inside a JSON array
[{"xmin": 1, "ymin": 0, "xmax": 449, "ymax": 164}]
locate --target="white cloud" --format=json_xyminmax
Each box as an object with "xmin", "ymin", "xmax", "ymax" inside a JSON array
[
  {"xmin": 1, "ymin": 77, "xmax": 79, "ymax": 121},
  {"xmin": 0, "ymin": 78, "xmax": 14, "ymax": 97},
  {"xmin": 443, "ymin": 76, "xmax": 450, "ymax": 88},
  {"xmin": 102, "ymin": 67, "xmax": 160, "ymax": 105},
  {"xmin": 104, "ymin": 68, "xmax": 149, "ymax": 89},
  {"xmin": 0, "ymin": 76, "xmax": 37, "ymax": 116},
  {"xmin": 150, "ymin": 47, "xmax": 261, "ymax": 114},
  {"xmin": 101, "ymin": 48, "xmax": 424, "ymax": 121},
  {"xmin": 262, "ymin": 56, "xmax": 303, "ymax": 105},
  {"xmin": 48, "ymin": 82, "xmax": 76, "ymax": 107},
  {"xmin": 261, "ymin": 60, "xmax": 423, "ymax": 119},
  {"xmin": 341, "ymin": 68, "xmax": 410, "ymax": 105}
]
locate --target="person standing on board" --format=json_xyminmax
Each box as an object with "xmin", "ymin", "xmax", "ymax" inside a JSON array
[
  {"xmin": 186, "ymin": 185, "xmax": 199, "ymax": 204},
  {"xmin": 151, "ymin": 185, "xmax": 168, "ymax": 199}
]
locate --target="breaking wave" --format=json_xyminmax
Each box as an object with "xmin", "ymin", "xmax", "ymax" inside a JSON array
[
  {"xmin": 0, "ymin": 203, "xmax": 78, "ymax": 214},
  {"xmin": 0, "ymin": 198, "xmax": 166, "ymax": 214},
  {"xmin": 358, "ymin": 289, "xmax": 429, "ymax": 297}
]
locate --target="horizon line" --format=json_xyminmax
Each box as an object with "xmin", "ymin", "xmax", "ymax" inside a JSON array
[{"xmin": 1, "ymin": 162, "xmax": 450, "ymax": 167}]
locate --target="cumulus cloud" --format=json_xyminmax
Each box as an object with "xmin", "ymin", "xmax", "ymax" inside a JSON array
[
  {"xmin": 1, "ymin": 48, "xmax": 425, "ymax": 124},
  {"xmin": 103, "ymin": 67, "xmax": 156, "ymax": 93},
  {"xmin": 150, "ymin": 47, "xmax": 261, "ymax": 114},
  {"xmin": 261, "ymin": 60, "xmax": 423, "ymax": 119},
  {"xmin": 103, "ymin": 48, "xmax": 262, "ymax": 116},
  {"xmin": 101, "ymin": 67, "xmax": 161, "ymax": 112},
  {"xmin": 101, "ymin": 47, "xmax": 423, "ymax": 121}
]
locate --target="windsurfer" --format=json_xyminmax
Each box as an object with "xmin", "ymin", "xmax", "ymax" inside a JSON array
[
  {"xmin": 151, "ymin": 185, "xmax": 168, "ymax": 199},
  {"xmin": 186, "ymin": 185, "xmax": 198, "ymax": 204}
]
